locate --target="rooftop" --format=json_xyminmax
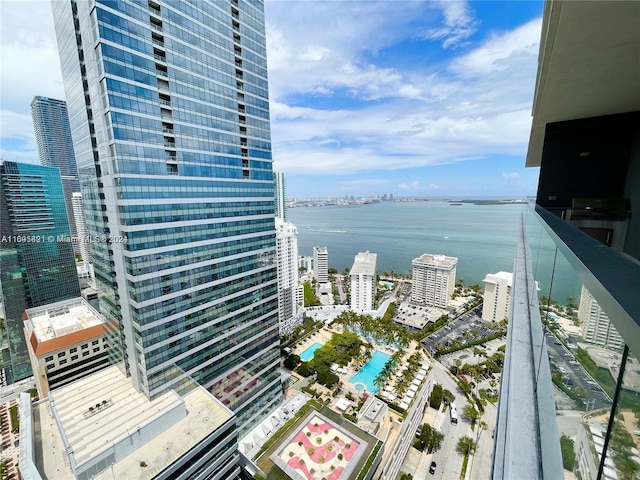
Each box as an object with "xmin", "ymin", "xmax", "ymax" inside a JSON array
[
  {"xmin": 32, "ymin": 366, "xmax": 233, "ymax": 480},
  {"xmin": 483, "ymin": 271, "xmax": 513, "ymax": 286},
  {"xmin": 24, "ymin": 297, "xmax": 104, "ymax": 356},
  {"xmin": 349, "ymin": 251, "xmax": 377, "ymax": 276},
  {"xmin": 412, "ymin": 254, "xmax": 458, "ymax": 269},
  {"xmin": 254, "ymin": 404, "xmax": 381, "ymax": 480}
]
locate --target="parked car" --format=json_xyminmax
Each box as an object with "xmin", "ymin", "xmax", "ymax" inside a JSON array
[{"xmin": 429, "ymin": 461, "xmax": 437, "ymax": 474}]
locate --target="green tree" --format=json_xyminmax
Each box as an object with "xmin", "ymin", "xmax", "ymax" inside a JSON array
[
  {"xmin": 572, "ymin": 386, "xmax": 587, "ymax": 398},
  {"xmin": 296, "ymin": 362, "xmax": 313, "ymax": 377},
  {"xmin": 442, "ymin": 388, "xmax": 455, "ymax": 405},
  {"xmin": 566, "ymin": 296, "xmax": 578, "ymax": 310},
  {"xmin": 463, "ymin": 403, "xmax": 480, "ymax": 424},
  {"xmin": 560, "ymin": 434, "xmax": 575, "ymax": 471},
  {"xmin": 458, "ymin": 380, "xmax": 472, "ymax": 396},
  {"xmin": 413, "ymin": 424, "xmax": 444, "ymax": 453},
  {"xmin": 457, "ymin": 436, "xmax": 476, "ymax": 455},
  {"xmin": 429, "ymin": 384, "xmax": 443, "ymax": 409},
  {"xmin": 453, "ymin": 358, "xmax": 462, "ymax": 375},
  {"xmin": 284, "ymin": 354, "xmax": 300, "ymax": 370}
]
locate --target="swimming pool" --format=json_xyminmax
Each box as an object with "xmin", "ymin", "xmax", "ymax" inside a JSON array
[
  {"xmin": 348, "ymin": 350, "xmax": 391, "ymax": 393},
  {"xmin": 299, "ymin": 342, "xmax": 322, "ymax": 362}
]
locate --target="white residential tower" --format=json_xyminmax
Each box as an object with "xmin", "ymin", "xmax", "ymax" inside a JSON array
[
  {"xmin": 411, "ymin": 254, "xmax": 458, "ymax": 307},
  {"xmin": 349, "ymin": 251, "xmax": 377, "ymax": 311}
]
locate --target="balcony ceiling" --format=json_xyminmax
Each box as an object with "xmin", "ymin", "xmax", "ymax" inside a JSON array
[{"xmin": 526, "ymin": 1, "xmax": 640, "ymax": 167}]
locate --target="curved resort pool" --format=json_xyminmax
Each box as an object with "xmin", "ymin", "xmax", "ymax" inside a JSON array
[
  {"xmin": 348, "ymin": 350, "xmax": 391, "ymax": 394},
  {"xmin": 299, "ymin": 342, "xmax": 323, "ymax": 362}
]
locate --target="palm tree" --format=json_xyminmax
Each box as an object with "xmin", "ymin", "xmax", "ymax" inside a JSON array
[
  {"xmin": 454, "ymin": 359, "xmax": 462, "ymax": 376},
  {"xmin": 457, "ymin": 436, "xmax": 476, "ymax": 456}
]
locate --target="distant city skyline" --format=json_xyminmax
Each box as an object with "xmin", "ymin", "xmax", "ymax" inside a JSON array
[{"xmin": 1, "ymin": 1, "xmax": 543, "ymax": 198}]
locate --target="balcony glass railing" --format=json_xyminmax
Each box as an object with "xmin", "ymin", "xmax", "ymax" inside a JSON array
[{"xmin": 522, "ymin": 201, "xmax": 640, "ymax": 480}]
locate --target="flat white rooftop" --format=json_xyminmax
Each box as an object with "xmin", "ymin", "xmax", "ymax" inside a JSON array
[
  {"xmin": 350, "ymin": 251, "xmax": 377, "ymax": 276},
  {"xmin": 25, "ymin": 297, "xmax": 102, "ymax": 343},
  {"xmin": 34, "ymin": 366, "xmax": 233, "ymax": 480},
  {"xmin": 484, "ymin": 271, "xmax": 514, "ymax": 285},
  {"xmin": 412, "ymin": 253, "xmax": 458, "ymax": 269}
]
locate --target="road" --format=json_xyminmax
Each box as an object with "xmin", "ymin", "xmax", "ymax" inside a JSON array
[
  {"xmin": 378, "ymin": 361, "xmax": 433, "ymax": 480},
  {"xmin": 395, "ymin": 361, "xmax": 471, "ymax": 480},
  {"xmin": 469, "ymin": 401, "xmax": 497, "ymax": 480},
  {"xmin": 335, "ymin": 274, "xmax": 347, "ymax": 304},
  {"xmin": 544, "ymin": 331, "xmax": 610, "ymax": 409},
  {"xmin": 424, "ymin": 362, "xmax": 471, "ymax": 480}
]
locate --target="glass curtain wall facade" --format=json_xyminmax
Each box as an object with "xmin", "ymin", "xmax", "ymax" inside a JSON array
[
  {"xmin": 51, "ymin": 0, "xmax": 281, "ymax": 433},
  {"xmin": 31, "ymin": 96, "xmax": 81, "ymax": 240},
  {"xmin": 0, "ymin": 161, "xmax": 81, "ymax": 382}
]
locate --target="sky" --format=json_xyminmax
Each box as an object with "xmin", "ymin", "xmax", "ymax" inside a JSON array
[{"xmin": 0, "ymin": 0, "xmax": 544, "ymax": 199}]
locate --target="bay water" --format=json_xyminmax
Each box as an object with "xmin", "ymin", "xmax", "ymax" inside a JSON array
[{"xmin": 287, "ymin": 201, "xmax": 581, "ymax": 303}]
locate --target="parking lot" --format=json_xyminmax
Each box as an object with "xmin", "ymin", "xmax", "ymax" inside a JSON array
[
  {"xmin": 394, "ymin": 301, "xmax": 447, "ymax": 330},
  {"xmin": 421, "ymin": 306, "xmax": 497, "ymax": 355},
  {"xmin": 544, "ymin": 331, "xmax": 611, "ymax": 409}
]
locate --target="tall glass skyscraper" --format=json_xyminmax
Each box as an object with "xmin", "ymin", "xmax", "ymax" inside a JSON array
[
  {"xmin": 31, "ymin": 96, "xmax": 81, "ymax": 241},
  {"xmin": 51, "ymin": 0, "xmax": 281, "ymax": 432},
  {"xmin": 0, "ymin": 161, "xmax": 81, "ymax": 383}
]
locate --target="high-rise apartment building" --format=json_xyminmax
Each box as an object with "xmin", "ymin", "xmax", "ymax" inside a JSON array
[
  {"xmin": 411, "ymin": 254, "xmax": 457, "ymax": 307},
  {"xmin": 72, "ymin": 192, "xmax": 92, "ymax": 265},
  {"xmin": 31, "ymin": 96, "xmax": 80, "ymax": 241},
  {"xmin": 482, "ymin": 271, "xmax": 513, "ymax": 322},
  {"xmin": 350, "ymin": 251, "xmax": 377, "ymax": 311},
  {"xmin": 51, "ymin": 0, "xmax": 281, "ymax": 432},
  {"xmin": 275, "ymin": 218, "xmax": 300, "ymax": 336},
  {"xmin": 579, "ymin": 285, "xmax": 624, "ymax": 351},
  {"xmin": 274, "ymin": 170, "xmax": 287, "ymax": 221},
  {"xmin": 313, "ymin": 246, "xmax": 329, "ymax": 283},
  {"xmin": 0, "ymin": 161, "xmax": 81, "ymax": 382}
]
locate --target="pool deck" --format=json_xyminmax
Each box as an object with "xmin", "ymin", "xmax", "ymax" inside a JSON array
[{"xmin": 293, "ymin": 325, "xmax": 428, "ymax": 400}]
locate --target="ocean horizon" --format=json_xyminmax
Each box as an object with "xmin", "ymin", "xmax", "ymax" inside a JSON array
[{"xmin": 287, "ymin": 201, "xmax": 581, "ymax": 304}]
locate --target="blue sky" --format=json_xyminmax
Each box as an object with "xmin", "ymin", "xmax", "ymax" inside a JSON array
[{"xmin": 0, "ymin": 0, "xmax": 544, "ymax": 198}]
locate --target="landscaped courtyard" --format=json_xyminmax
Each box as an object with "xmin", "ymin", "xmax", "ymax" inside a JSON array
[
  {"xmin": 276, "ymin": 415, "xmax": 361, "ymax": 480},
  {"xmin": 258, "ymin": 405, "xmax": 381, "ymax": 480}
]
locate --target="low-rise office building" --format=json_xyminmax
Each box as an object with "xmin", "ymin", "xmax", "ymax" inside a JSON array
[
  {"xmin": 19, "ymin": 365, "xmax": 240, "ymax": 480},
  {"xmin": 23, "ymin": 297, "xmax": 109, "ymax": 397}
]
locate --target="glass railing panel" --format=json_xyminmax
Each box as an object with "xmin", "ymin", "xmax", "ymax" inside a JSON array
[{"xmin": 525, "ymin": 202, "xmax": 640, "ymax": 480}]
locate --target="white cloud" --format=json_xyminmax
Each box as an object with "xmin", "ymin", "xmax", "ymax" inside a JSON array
[
  {"xmin": 1, "ymin": 2, "xmax": 64, "ymax": 146},
  {"xmin": 424, "ymin": 0, "xmax": 478, "ymax": 49},
  {"xmin": 502, "ymin": 172, "xmax": 522, "ymax": 181},
  {"xmin": 0, "ymin": 0, "xmax": 542, "ymax": 193},
  {"xmin": 265, "ymin": 1, "xmax": 435, "ymax": 101},
  {"xmin": 397, "ymin": 181, "xmax": 424, "ymax": 191},
  {"xmin": 450, "ymin": 18, "xmax": 542, "ymax": 77},
  {"xmin": 269, "ymin": 10, "xmax": 542, "ymax": 175}
]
